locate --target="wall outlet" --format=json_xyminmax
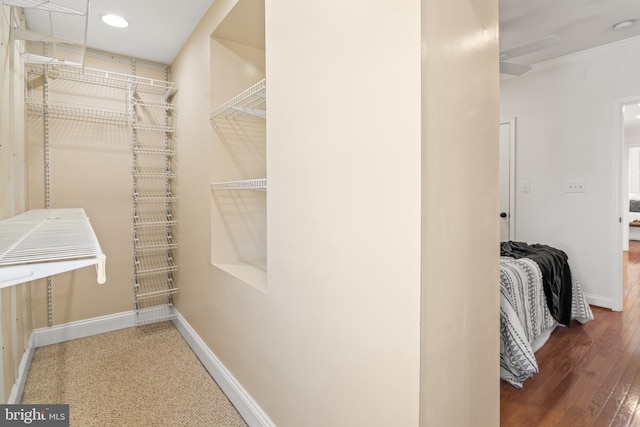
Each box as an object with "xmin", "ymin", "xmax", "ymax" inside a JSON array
[{"xmin": 566, "ymin": 180, "xmax": 586, "ymax": 193}]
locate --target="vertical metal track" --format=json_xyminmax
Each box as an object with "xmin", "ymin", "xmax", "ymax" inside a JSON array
[
  {"xmin": 131, "ymin": 59, "xmax": 139, "ymax": 315},
  {"xmin": 0, "ymin": 1, "xmax": 5, "ymax": 404},
  {"xmin": 164, "ymin": 65, "xmax": 173, "ymax": 308},
  {"xmin": 8, "ymin": 4, "xmax": 19, "ymax": 381},
  {"xmin": 44, "ymin": 65, "xmax": 53, "ymax": 327}
]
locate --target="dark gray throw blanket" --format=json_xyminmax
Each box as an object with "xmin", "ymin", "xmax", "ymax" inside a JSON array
[{"xmin": 500, "ymin": 241, "xmax": 573, "ymax": 326}]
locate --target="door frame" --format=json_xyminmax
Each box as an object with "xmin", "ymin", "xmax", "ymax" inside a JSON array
[
  {"xmin": 500, "ymin": 117, "xmax": 517, "ymax": 241},
  {"xmin": 612, "ymin": 97, "xmax": 640, "ymax": 312}
]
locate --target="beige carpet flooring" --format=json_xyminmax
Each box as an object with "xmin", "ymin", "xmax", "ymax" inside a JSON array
[{"xmin": 21, "ymin": 322, "xmax": 248, "ymax": 427}]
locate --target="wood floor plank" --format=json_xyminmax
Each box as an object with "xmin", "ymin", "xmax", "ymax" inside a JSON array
[{"xmin": 501, "ymin": 241, "xmax": 640, "ymax": 426}]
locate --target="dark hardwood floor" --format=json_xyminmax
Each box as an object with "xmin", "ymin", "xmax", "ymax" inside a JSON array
[{"xmin": 501, "ymin": 240, "xmax": 640, "ymax": 426}]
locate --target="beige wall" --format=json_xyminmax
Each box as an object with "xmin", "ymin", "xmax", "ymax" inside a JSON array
[
  {"xmin": 174, "ymin": 0, "xmax": 499, "ymax": 425},
  {"xmin": 1, "ymin": 4, "xmax": 30, "ymax": 402},
  {"xmin": 173, "ymin": 0, "xmax": 422, "ymax": 426},
  {"xmin": 421, "ymin": 0, "xmax": 500, "ymax": 425}
]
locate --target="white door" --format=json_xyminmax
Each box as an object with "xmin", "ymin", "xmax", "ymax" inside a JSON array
[{"xmin": 500, "ymin": 120, "xmax": 515, "ymax": 241}]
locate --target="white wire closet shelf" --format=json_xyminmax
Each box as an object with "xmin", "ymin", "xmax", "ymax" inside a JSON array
[
  {"xmin": 26, "ymin": 97, "xmax": 130, "ymax": 123},
  {"xmin": 210, "ymin": 178, "xmax": 267, "ymax": 191},
  {"xmin": 133, "ymin": 190, "xmax": 177, "ymax": 203},
  {"xmin": 0, "ymin": 208, "xmax": 106, "ymax": 289},
  {"xmin": 209, "ymin": 79, "xmax": 266, "ymax": 121},
  {"xmin": 8, "ymin": 0, "xmax": 89, "ymax": 67},
  {"xmin": 27, "ymin": 64, "xmax": 178, "ymax": 99}
]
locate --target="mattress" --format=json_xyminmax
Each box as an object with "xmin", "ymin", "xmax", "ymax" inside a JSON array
[{"xmin": 499, "ymin": 256, "xmax": 593, "ymax": 388}]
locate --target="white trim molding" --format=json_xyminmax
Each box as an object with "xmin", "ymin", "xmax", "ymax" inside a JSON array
[
  {"xmin": 8, "ymin": 333, "xmax": 35, "ymax": 404},
  {"xmin": 172, "ymin": 311, "xmax": 275, "ymax": 427},
  {"xmin": 584, "ymin": 293, "xmax": 612, "ymax": 310},
  {"xmin": 33, "ymin": 310, "xmax": 137, "ymax": 348}
]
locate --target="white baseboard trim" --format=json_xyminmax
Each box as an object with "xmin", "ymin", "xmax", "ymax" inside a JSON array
[
  {"xmin": 172, "ymin": 311, "xmax": 275, "ymax": 427},
  {"xmin": 33, "ymin": 310, "xmax": 137, "ymax": 348},
  {"xmin": 8, "ymin": 333, "xmax": 35, "ymax": 404},
  {"xmin": 584, "ymin": 293, "xmax": 612, "ymax": 310}
]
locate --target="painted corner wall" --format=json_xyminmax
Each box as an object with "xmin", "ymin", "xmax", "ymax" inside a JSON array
[
  {"xmin": 172, "ymin": 0, "xmax": 422, "ymax": 425},
  {"xmin": 420, "ymin": 0, "xmax": 500, "ymax": 425},
  {"xmin": 1, "ymin": 4, "xmax": 31, "ymax": 402},
  {"xmin": 173, "ymin": 0, "xmax": 499, "ymax": 425},
  {"xmin": 500, "ymin": 37, "xmax": 640, "ymax": 308}
]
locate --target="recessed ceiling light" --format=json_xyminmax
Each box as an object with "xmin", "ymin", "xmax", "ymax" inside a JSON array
[
  {"xmin": 613, "ymin": 20, "xmax": 635, "ymax": 31},
  {"xmin": 101, "ymin": 14, "xmax": 128, "ymax": 28}
]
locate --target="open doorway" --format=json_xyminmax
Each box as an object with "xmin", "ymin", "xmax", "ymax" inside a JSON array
[{"xmin": 615, "ymin": 100, "xmax": 640, "ymax": 311}]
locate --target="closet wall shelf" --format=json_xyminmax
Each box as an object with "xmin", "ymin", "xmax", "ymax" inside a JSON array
[
  {"xmin": 134, "ymin": 275, "xmax": 179, "ymax": 300},
  {"xmin": 133, "ymin": 147, "xmax": 176, "ymax": 156},
  {"xmin": 135, "ymin": 304, "xmax": 176, "ymax": 325},
  {"xmin": 26, "ymin": 98, "xmax": 130, "ymax": 123},
  {"xmin": 27, "ymin": 64, "xmax": 178, "ymax": 97},
  {"xmin": 133, "ymin": 123, "xmax": 176, "ymax": 133},
  {"xmin": 133, "ymin": 169, "xmax": 176, "ymax": 179},
  {"xmin": 131, "ymin": 97, "xmax": 176, "ymax": 111},
  {"xmin": 135, "ymin": 243, "xmax": 178, "ymax": 253},
  {"xmin": 133, "ymin": 191, "xmax": 177, "ymax": 203},
  {"xmin": 209, "ymin": 79, "xmax": 266, "ymax": 121},
  {"xmin": 210, "ymin": 178, "xmax": 267, "ymax": 192},
  {"xmin": 0, "ymin": 209, "xmax": 106, "ymax": 289},
  {"xmin": 135, "ymin": 287, "xmax": 179, "ymax": 300},
  {"xmin": 134, "ymin": 261, "xmax": 179, "ymax": 277},
  {"xmin": 133, "ymin": 213, "xmax": 177, "ymax": 228}
]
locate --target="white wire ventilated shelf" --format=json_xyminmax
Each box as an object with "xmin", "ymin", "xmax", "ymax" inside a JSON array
[
  {"xmin": 26, "ymin": 97, "xmax": 131, "ymax": 123},
  {"xmin": 134, "ymin": 254, "xmax": 178, "ymax": 277},
  {"xmin": 131, "ymin": 97, "xmax": 176, "ymax": 111},
  {"xmin": 209, "ymin": 79, "xmax": 266, "ymax": 121},
  {"xmin": 135, "ymin": 275, "xmax": 178, "ymax": 300},
  {"xmin": 133, "ymin": 212, "xmax": 177, "ymax": 228},
  {"xmin": 134, "ymin": 232, "xmax": 177, "ymax": 253},
  {"xmin": 133, "ymin": 168, "xmax": 176, "ymax": 179},
  {"xmin": 27, "ymin": 64, "xmax": 178, "ymax": 99},
  {"xmin": 210, "ymin": 179, "xmax": 267, "ymax": 192},
  {"xmin": 10, "ymin": 0, "xmax": 89, "ymax": 67},
  {"xmin": 133, "ymin": 123, "xmax": 176, "ymax": 133},
  {"xmin": 133, "ymin": 190, "xmax": 177, "ymax": 203},
  {"xmin": 135, "ymin": 303, "xmax": 176, "ymax": 325},
  {"xmin": 133, "ymin": 147, "xmax": 177, "ymax": 156},
  {"xmin": 0, "ymin": 208, "xmax": 106, "ymax": 289}
]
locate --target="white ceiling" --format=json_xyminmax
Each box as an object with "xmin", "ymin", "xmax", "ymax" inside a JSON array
[
  {"xmin": 85, "ymin": 0, "xmax": 214, "ymax": 65},
  {"xmin": 16, "ymin": 0, "xmax": 640, "ymax": 67},
  {"xmin": 499, "ymin": 0, "xmax": 640, "ymax": 67}
]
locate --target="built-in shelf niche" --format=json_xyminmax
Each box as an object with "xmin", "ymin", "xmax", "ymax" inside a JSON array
[{"xmin": 210, "ymin": 0, "xmax": 266, "ymax": 290}]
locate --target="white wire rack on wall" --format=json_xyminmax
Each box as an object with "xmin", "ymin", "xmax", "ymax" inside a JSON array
[
  {"xmin": 131, "ymin": 63, "xmax": 179, "ymax": 325},
  {"xmin": 210, "ymin": 178, "xmax": 267, "ymax": 192},
  {"xmin": 209, "ymin": 78, "xmax": 266, "ymax": 120},
  {"xmin": 0, "ymin": 209, "xmax": 106, "ymax": 289},
  {"xmin": 26, "ymin": 97, "xmax": 131, "ymax": 123},
  {"xmin": 209, "ymin": 80, "xmax": 267, "ymax": 281},
  {"xmin": 27, "ymin": 64, "xmax": 177, "ymax": 98},
  {"xmin": 25, "ymin": 62, "xmax": 179, "ymax": 326}
]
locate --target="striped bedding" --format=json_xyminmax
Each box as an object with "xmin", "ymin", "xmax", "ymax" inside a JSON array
[{"xmin": 499, "ymin": 256, "xmax": 593, "ymax": 388}]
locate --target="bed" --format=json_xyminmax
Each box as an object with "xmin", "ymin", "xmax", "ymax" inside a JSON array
[{"xmin": 499, "ymin": 241, "xmax": 594, "ymax": 388}]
